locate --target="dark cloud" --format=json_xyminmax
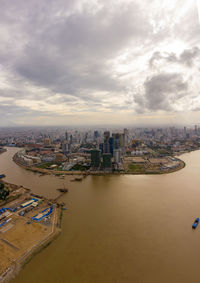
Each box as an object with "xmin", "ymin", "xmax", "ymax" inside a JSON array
[
  {"xmin": 179, "ymin": 47, "xmax": 200, "ymax": 66},
  {"xmin": 0, "ymin": 0, "xmax": 199, "ymax": 125},
  {"xmin": 134, "ymin": 73, "xmax": 188, "ymax": 112},
  {"xmin": 10, "ymin": 0, "xmax": 151, "ymax": 97},
  {"xmin": 150, "ymin": 47, "xmax": 200, "ymax": 68}
]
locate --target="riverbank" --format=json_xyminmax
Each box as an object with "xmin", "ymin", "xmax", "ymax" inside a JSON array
[
  {"xmin": 0, "ymin": 181, "xmax": 62, "ymax": 283},
  {"xmin": 13, "ymin": 152, "xmax": 186, "ymax": 177}
]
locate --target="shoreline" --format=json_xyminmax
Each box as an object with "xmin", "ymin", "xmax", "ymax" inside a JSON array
[{"xmin": 13, "ymin": 152, "xmax": 186, "ymax": 177}]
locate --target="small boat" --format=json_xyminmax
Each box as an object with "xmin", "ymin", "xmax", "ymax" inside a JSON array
[
  {"xmin": 71, "ymin": 177, "xmax": 83, "ymax": 182},
  {"xmin": 57, "ymin": 188, "xmax": 68, "ymax": 193},
  {"xmin": 75, "ymin": 177, "xmax": 82, "ymax": 181},
  {"xmin": 192, "ymin": 218, "xmax": 199, "ymax": 229}
]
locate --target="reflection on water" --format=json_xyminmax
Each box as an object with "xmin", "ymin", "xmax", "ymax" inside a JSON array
[{"xmin": 1, "ymin": 148, "xmax": 200, "ymax": 282}]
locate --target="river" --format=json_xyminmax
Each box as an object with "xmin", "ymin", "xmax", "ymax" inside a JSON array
[{"xmin": 1, "ymin": 148, "xmax": 200, "ymax": 283}]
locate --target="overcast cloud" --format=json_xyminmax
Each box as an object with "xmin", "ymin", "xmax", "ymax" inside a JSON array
[{"xmin": 0, "ymin": 0, "xmax": 200, "ymax": 126}]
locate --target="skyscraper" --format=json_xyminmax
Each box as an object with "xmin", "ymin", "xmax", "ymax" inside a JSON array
[
  {"xmin": 113, "ymin": 149, "xmax": 121, "ymax": 164},
  {"xmin": 103, "ymin": 131, "xmax": 110, "ymax": 154},
  {"xmin": 124, "ymin": 128, "xmax": 129, "ymax": 146},
  {"xmin": 103, "ymin": 153, "xmax": 112, "ymax": 169},
  {"xmin": 112, "ymin": 133, "xmax": 120, "ymax": 149},
  {"xmin": 91, "ymin": 149, "xmax": 101, "ymax": 168},
  {"xmin": 104, "ymin": 131, "xmax": 110, "ymax": 143},
  {"xmin": 94, "ymin": 130, "xmax": 99, "ymax": 140},
  {"xmin": 119, "ymin": 133, "xmax": 125, "ymax": 148},
  {"xmin": 103, "ymin": 142, "xmax": 110, "ymax": 154},
  {"xmin": 70, "ymin": 134, "xmax": 73, "ymax": 144},
  {"xmin": 109, "ymin": 137, "xmax": 114, "ymax": 156},
  {"xmin": 99, "ymin": 143, "xmax": 104, "ymax": 155}
]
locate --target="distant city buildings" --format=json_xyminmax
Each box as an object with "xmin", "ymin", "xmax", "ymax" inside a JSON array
[
  {"xmin": 44, "ymin": 138, "xmax": 51, "ymax": 146},
  {"xmin": 1, "ymin": 125, "xmax": 200, "ymax": 173}
]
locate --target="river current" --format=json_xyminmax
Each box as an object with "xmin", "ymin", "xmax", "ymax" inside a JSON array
[{"xmin": 1, "ymin": 148, "xmax": 200, "ymax": 283}]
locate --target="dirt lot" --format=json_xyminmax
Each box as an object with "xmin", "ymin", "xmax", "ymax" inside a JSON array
[
  {"xmin": 0, "ymin": 199, "xmax": 58, "ymax": 276},
  {"xmin": 148, "ymin": 158, "xmax": 169, "ymax": 164}
]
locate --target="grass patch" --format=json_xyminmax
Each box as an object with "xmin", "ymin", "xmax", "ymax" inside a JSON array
[
  {"xmin": 70, "ymin": 164, "xmax": 90, "ymax": 171},
  {"xmin": 128, "ymin": 164, "xmax": 144, "ymax": 172},
  {"xmin": 37, "ymin": 162, "xmax": 62, "ymax": 169}
]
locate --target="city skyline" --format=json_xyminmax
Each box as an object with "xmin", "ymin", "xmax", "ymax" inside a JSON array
[{"xmin": 0, "ymin": 0, "xmax": 200, "ymax": 126}]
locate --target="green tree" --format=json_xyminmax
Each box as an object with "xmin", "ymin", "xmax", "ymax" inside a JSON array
[{"xmin": 0, "ymin": 183, "xmax": 9, "ymax": 200}]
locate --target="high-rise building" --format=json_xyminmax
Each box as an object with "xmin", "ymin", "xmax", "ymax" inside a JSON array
[
  {"xmin": 112, "ymin": 133, "xmax": 120, "ymax": 149},
  {"xmin": 94, "ymin": 130, "xmax": 99, "ymax": 140},
  {"xmin": 103, "ymin": 131, "xmax": 110, "ymax": 154},
  {"xmin": 104, "ymin": 131, "xmax": 110, "ymax": 143},
  {"xmin": 119, "ymin": 133, "xmax": 125, "ymax": 148},
  {"xmin": 113, "ymin": 149, "xmax": 121, "ymax": 164},
  {"xmin": 103, "ymin": 153, "xmax": 112, "ymax": 169},
  {"xmin": 91, "ymin": 149, "xmax": 101, "ymax": 168},
  {"xmin": 61, "ymin": 141, "xmax": 70, "ymax": 153},
  {"xmin": 65, "ymin": 132, "xmax": 68, "ymax": 141},
  {"xmin": 84, "ymin": 132, "xmax": 88, "ymax": 143},
  {"xmin": 124, "ymin": 128, "xmax": 129, "ymax": 146},
  {"xmin": 70, "ymin": 134, "xmax": 73, "ymax": 145},
  {"xmin": 99, "ymin": 143, "xmax": 104, "ymax": 155},
  {"xmin": 103, "ymin": 142, "xmax": 110, "ymax": 154},
  {"xmin": 109, "ymin": 137, "xmax": 114, "ymax": 156}
]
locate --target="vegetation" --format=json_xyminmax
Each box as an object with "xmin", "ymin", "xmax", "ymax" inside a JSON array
[
  {"xmin": 0, "ymin": 183, "xmax": 10, "ymax": 200},
  {"xmin": 37, "ymin": 162, "xmax": 62, "ymax": 169},
  {"xmin": 128, "ymin": 164, "xmax": 144, "ymax": 172},
  {"xmin": 70, "ymin": 164, "xmax": 90, "ymax": 171},
  {"xmin": 157, "ymin": 149, "xmax": 172, "ymax": 156}
]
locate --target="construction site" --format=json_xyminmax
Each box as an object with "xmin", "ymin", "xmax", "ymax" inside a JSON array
[{"xmin": 0, "ymin": 184, "xmax": 62, "ymax": 282}]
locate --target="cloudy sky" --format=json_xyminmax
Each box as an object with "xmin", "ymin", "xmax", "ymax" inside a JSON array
[{"xmin": 0, "ymin": 0, "xmax": 200, "ymax": 126}]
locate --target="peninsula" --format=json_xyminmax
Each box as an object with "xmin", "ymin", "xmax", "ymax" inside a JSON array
[{"xmin": 7, "ymin": 126, "xmax": 198, "ymax": 176}]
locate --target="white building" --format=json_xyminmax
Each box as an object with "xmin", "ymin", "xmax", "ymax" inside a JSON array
[{"xmin": 113, "ymin": 149, "xmax": 121, "ymax": 164}]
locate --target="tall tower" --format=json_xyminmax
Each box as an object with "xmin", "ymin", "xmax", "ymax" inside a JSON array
[
  {"xmin": 103, "ymin": 153, "xmax": 112, "ymax": 169},
  {"xmin": 113, "ymin": 149, "xmax": 121, "ymax": 164},
  {"xmin": 104, "ymin": 131, "xmax": 110, "ymax": 143},
  {"xmin": 103, "ymin": 131, "xmax": 110, "ymax": 154},
  {"xmin": 124, "ymin": 128, "xmax": 129, "ymax": 146},
  {"xmin": 91, "ymin": 149, "xmax": 101, "ymax": 168}
]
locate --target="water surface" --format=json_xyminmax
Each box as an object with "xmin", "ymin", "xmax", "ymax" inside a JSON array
[{"xmin": 1, "ymin": 148, "xmax": 200, "ymax": 283}]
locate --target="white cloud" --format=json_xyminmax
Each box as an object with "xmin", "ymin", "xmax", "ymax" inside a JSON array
[{"xmin": 0, "ymin": 0, "xmax": 200, "ymax": 125}]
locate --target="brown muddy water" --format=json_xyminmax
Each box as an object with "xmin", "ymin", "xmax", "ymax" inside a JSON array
[{"xmin": 1, "ymin": 148, "xmax": 200, "ymax": 283}]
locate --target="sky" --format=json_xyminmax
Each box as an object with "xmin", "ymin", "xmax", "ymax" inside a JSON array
[{"xmin": 0, "ymin": 0, "xmax": 200, "ymax": 126}]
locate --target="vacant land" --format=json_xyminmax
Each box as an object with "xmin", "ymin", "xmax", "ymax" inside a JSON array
[{"xmin": 0, "ymin": 187, "xmax": 60, "ymax": 282}]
